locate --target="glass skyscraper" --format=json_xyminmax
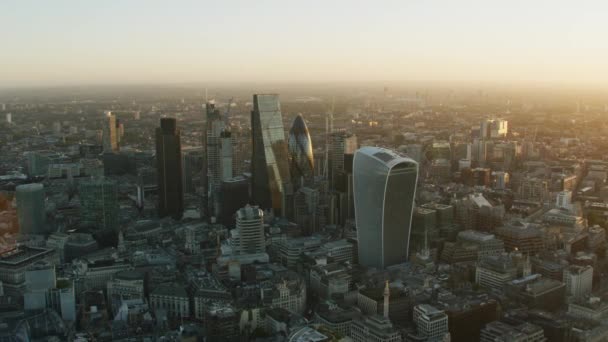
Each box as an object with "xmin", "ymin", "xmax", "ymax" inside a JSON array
[
  {"xmin": 78, "ymin": 177, "xmax": 118, "ymax": 230},
  {"xmin": 251, "ymin": 94, "xmax": 291, "ymax": 215},
  {"xmin": 156, "ymin": 117, "xmax": 184, "ymax": 220},
  {"xmin": 354, "ymin": 146, "xmax": 418, "ymax": 269},
  {"xmin": 16, "ymin": 183, "xmax": 46, "ymax": 235},
  {"xmin": 288, "ymin": 114, "xmax": 314, "ymax": 185}
]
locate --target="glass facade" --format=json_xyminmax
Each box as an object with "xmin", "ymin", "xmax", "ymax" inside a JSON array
[
  {"xmin": 354, "ymin": 147, "xmax": 418, "ymax": 268},
  {"xmin": 156, "ymin": 118, "xmax": 184, "ymax": 219},
  {"xmin": 16, "ymin": 183, "xmax": 46, "ymax": 235},
  {"xmin": 288, "ymin": 114, "xmax": 314, "ymax": 182},
  {"xmin": 251, "ymin": 94, "xmax": 291, "ymax": 214}
]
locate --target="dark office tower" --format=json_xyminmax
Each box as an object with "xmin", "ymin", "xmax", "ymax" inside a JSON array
[
  {"xmin": 329, "ymin": 132, "xmax": 358, "ymax": 189},
  {"xmin": 288, "ymin": 114, "xmax": 314, "ymax": 187},
  {"xmin": 204, "ymin": 102, "xmax": 224, "ymax": 218},
  {"xmin": 219, "ymin": 176, "xmax": 249, "ymax": 227},
  {"xmin": 15, "ymin": 183, "xmax": 46, "ymax": 235},
  {"xmin": 354, "ymin": 147, "xmax": 418, "ymax": 269},
  {"xmin": 251, "ymin": 94, "xmax": 291, "ymax": 215},
  {"xmin": 156, "ymin": 117, "xmax": 183, "ymax": 220}
]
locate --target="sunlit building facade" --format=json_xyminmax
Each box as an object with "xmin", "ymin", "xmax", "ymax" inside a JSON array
[
  {"xmin": 251, "ymin": 94, "xmax": 291, "ymax": 215},
  {"xmin": 288, "ymin": 114, "xmax": 314, "ymax": 186},
  {"xmin": 354, "ymin": 147, "xmax": 418, "ymax": 269}
]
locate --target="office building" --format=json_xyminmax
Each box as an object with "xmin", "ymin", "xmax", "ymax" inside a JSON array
[
  {"xmin": 505, "ymin": 274, "xmax": 565, "ymax": 312},
  {"xmin": 563, "ymin": 265, "xmax": 593, "ymax": 298},
  {"xmin": 182, "ymin": 147, "xmax": 204, "ymax": 194},
  {"xmin": 480, "ymin": 321, "xmax": 545, "ymax": 342},
  {"xmin": 251, "ymin": 94, "xmax": 291, "ymax": 215},
  {"xmin": 413, "ymin": 304, "xmax": 449, "ymax": 341},
  {"xmin": 102, "ymin": 111, "xmax": 119, "ymax": 152},
  {"xmin": 218, "ymin": 176, "xmax": 250, "ymax": 227},
  {"xmin": 155, "ymin": 117, "xmax": 184, "ymax": 219},
  {"xmin": 15, "ymin": 183, "xmax": 46, "ymax": 235},
  {"xmin": 480, "ymin": 119, "xmax": 508, "ymax": 139},
  {"xmin": 556, "ymin": 190, "xmax": 572, "ymax": 210},
  {"xmin": 350, "ymin": 315, "xmax": 402, "ymax": 342},
  {"xmin": 476, "ymin": 255, "xmax": 518, "ymax": 290},
  {"xmin": 235, "ymin": 205, "xmax": 265, "ymax": 255},
  {"xmin": 0, "ymin": 246, "xmax": 58, "ymax": 296},
  {"xmin": 150, "ymin": 283, "xmax": 189, "ymax": 318},
  {"xmin": 354, "ymin": 147, "xmax": 418, "ymax": 268},
  {"xmin": 288, "ymin": 114, "xmax": 314, "ymax": 186},
  {"xmin": 78, "ymin": 177, "xmax": 119, "ymax": 230},
  {"xmin": 329, "ymin": 132, "xmax": 358, "ymax": 188},
  {"xmin": 204, "ymin": 102, "xmax": 226, "ymax": 217}
]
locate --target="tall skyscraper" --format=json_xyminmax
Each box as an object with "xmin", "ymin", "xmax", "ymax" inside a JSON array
[
  {"xmin": 354, "ymin": 147, "xmax": 418, "ymax": 269},
  {"xmin": 329, "ymin": 132, "xmax": 358, "ymax": 189},
  {"xmin": 288, "ymin": 114, "xmax": 314, "ymax": 187},
  {"xmin": 235, "ymin": 205, "xmax": 265, "ymax": 255},
  {"xmin": 251, "ymin": 94, "xmax": 291, "ymax": 215},
  {"xmin": 156, "ymin": 117, "xmax": 184, "ymax": 220},
  {"xmin": 16, "ymin": 183, "xmax": 46, "ymax": 235},
  {"xmin": 219, "ymin": 131, "xmax": 233, "ymax": 182},
  {"xmin": 204, "ymin": 102, "xmax": 225, "ymax": 217},
  {"xmin": 102, "ymin": 111, "xmax": 119, "ymax": 152},
  {"xmin": 78, "ymin": 177, "xmax": 119, "ymax": 230}
]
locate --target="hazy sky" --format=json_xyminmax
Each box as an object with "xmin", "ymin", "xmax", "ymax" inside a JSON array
[{"xmin": 1, "ymin": 0, "xmax": 607, "ymax": 87}]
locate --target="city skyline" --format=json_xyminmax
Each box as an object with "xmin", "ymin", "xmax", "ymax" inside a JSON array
[{"xmin": 2, "ymin": 1, "xmax": 608, "ymax": 88}]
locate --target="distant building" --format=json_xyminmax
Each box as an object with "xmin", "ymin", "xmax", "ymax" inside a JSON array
[
  {"xmin": 329, "ymin": 132, "xmax": 358, "ymax": 189},
  {"xmin": 350, "ymin": 315, "xmax": 402, "ymax": 342},
  {"xmin": 563, "ymin": 265, "xmax": 593, "ymax": 298},
  {"xmin": 505, "ymin": 274, "xmax": 565, "ymax": 312},
  {"xmin": 476, "ymin": 255, "xmax": 518, "ymax": 290},
  {"xmin": 413, "ymin": 304, "xmax": 449, "ymax": 341},
  {"xmin": 251, "ymin": 94, "xmax": 291, "ymax": 215},
  {"xmin": 155, "ymin": 117, "xmax": 184, "ymax": 219},
  {"xmin": 480, "ymin": 321, "xmax": 545, "ymax": 342},
  {"xmin": 150, "ymin": 283, "xmax": 189, "ymax": 318},
  {"xmin": 288, "ymin": 114, "xmax": 315, "ymax": 186},
  {"xmin": 15, "ymin": 183, "xmax": 46, "ymax": 235},
  {"xmin": 102, "ymin": 111, "xmax": 119, "ymax": 152},
  {"xmin": 78, "ymin": 177, "xmax": 119, "ymax": 230},
  {"xmin": 0, "ymin": 246, "xmax": 58, "ymax": 296},
  {"xmin": 354, "ymin": 147, "xmax": 418, "ymax": 269},
  {"xmin": 480, "ymin": 119, "xmax": 508, "ymax": 139},
  {"xmin": 235, "ymin": 205, "xmax": 265, "ymax": 255}
]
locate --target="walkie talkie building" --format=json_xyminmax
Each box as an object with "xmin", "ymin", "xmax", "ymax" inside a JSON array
[{"xmin": 354, "ymin": 146, "xmax": 418, "ymax": 269}]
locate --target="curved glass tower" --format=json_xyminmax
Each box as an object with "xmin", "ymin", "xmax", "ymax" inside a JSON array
[
  {"xmin": 288, "ymin": 114, "xmax": 314, "ymax": 183},
  {"xmin": 251, "ymin": 94, "xmax": 291, "ymax": 215},
  {"xmin": 354, "ymin": 146, "xmax": 418, "ymax": 269}
]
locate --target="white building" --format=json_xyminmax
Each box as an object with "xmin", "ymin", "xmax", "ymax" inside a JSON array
[
  {"xmin": 413, "ymin": 304, "xmax": 449, "ymax": 340},
  {"xmin": 563, "ymin": 265, "xmax": 593, "ymax": 298},
  {"xmin": 556, "ymin": 191, "xmax": 573, "ymax": 210}
]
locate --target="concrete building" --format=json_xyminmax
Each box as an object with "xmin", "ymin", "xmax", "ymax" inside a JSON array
[
  {"xmin": 150, "ymin": 283, "xmax": 190, "ymax": 318},
  {"xmin": 481, "ymin": 321, "xmax": 546, "ymax": 342},
  {"xmin": 413, "ymin": 304, "xmax": 449, "ymax": 340},
  {"xmin": 0, "ymin": 246, "xmax": 58, "ymax": 296},
  {"xmin": 15, "ymin": 183, "xmax": 46, "ymax": 235},
  {"xmin": 563, "ymin": 265, "xmax": 593, "ymax": 298},
  {"xmin": 476, "ymin": 255, "xmax": 518, "ymax": 290},
  {"xmin": 350, "ymin": 315, "xmax": 402, "ymax": 342},
  {"xmin": 235, "ymin": 205, "xmax": 265, "ymax": 255},
  {"xmin": 568, "ymin": 296, "xmax": 608, "ymax": 321}
]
